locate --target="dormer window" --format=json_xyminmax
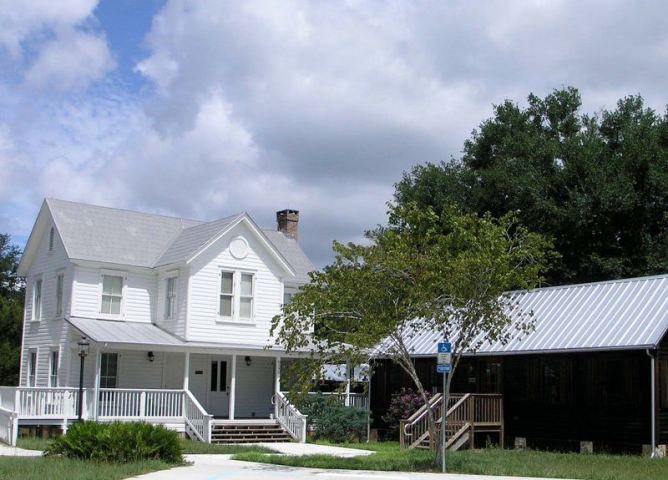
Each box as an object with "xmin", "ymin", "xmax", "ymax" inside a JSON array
[
  {"xmin": 218, "ymin": 270, "xmax": 254, "ymax": 321},
  {"xmin": 101, "ymin": 273, "xmax": 124, "ymax": 316},
  {"xmin": 165, "ymin": 276, "xmax": 178, "ymax": 319}
]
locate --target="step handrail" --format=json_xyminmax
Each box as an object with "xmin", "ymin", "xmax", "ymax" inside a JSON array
[
  {"xmin": 183, "ymin": 389, "xmax": 213, "ymax": 443},
  {"xmin": 271, "ymin": 391, "xmax": 307, "ymax": 443}
]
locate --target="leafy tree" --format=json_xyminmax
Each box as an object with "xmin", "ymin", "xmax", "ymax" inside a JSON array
[
  {"xmin": 271, "ymin": 204, "xmax": 552, "ymax": 458},
  {"xmin": 395, "ymin": 87, "xmax": 668, "ymax": 285},
  {"xmin": 0, "ymin": 234, "xmax": 24, "ymax": 385}
]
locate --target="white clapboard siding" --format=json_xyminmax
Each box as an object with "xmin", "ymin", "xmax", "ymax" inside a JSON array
[
  {"xmin": 21, "ymin": 220, "xmax": 74, "ymax": 387},
  {"xmin": 186, "ymin": 223, "xmax": 284, "ymax": 345},
  {"xmin": 117, "ymin": 350, "xmax": 164, "ymax": 389},
  {"xmin": 155, "ymin": 268, "xmax": 188, "ymax": 338},
  {"xmin": 234, "ymin": 356, "xmax": 274, "ymax": 418},
  {"xmin": 72, "ymin": 266, "xmax": 154, "ymax": 323}
]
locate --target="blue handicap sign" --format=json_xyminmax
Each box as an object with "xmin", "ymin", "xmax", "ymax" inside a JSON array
[
  {"xmin": 438, "ymin": 342, "xmax": 451, "ymax": 354},
  {"xmin": 437, "ymin": 364, "xmax": 452, "ymax": 374}
]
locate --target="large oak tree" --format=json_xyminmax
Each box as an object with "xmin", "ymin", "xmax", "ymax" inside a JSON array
[{"xmin": 395, "ymin": 87, "xmax": 668, "ymax": 285}]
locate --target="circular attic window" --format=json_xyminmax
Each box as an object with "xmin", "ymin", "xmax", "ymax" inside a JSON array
[{"xmin": 229, "ymin": 236, "xmax": 249, "ymax": 259}]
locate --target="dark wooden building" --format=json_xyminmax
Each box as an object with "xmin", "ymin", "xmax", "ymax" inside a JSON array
[{"xmin": 370, "ymin": 274, "xmax": 668, "ymax": 454}]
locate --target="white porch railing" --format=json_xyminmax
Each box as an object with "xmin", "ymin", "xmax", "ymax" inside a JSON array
[
  {"xmin": 183, "ymin": 390, "xmax": 212, "ymax": 443},
  {"xmin": 98, "ymin": 388, "xmax": 183, "ymax": 419},
  {"xmin": 0, "ymin": 406, "xmax": 18, "ymax": 446},
  {"xmin": 272, "ymin": 391, "xmax": 307, "ymax": 443},
  {"xmin": 315, "ymin": 392, "xmax": 369, "ymax": 410}
]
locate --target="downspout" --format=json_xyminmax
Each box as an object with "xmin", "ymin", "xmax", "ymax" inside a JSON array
[{"xmin": 646, "ymin": 348, "xmax": 656, "ymax": 458}]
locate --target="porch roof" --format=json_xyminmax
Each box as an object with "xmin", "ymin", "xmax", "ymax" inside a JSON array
[
  {"xmin": 392, "ymin": 273, "xmax": 668, "ymax": 357},
  {"xmin": 66, "ymin": 317, "xmax": 295, "ymax": 354}
]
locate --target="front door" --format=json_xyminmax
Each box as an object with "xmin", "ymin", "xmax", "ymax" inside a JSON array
[{"xmin": 208, "ymin": 357, "xmax": 230, "ymax": 417}]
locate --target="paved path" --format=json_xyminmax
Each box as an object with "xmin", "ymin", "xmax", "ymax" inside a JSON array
[
  {"xmin": 0, "ymin": 443, "xmax": 570, "ymax": 480},
  {"xmin": 133, "ymin": 454, "xmax": 569, "ymax": 480}
]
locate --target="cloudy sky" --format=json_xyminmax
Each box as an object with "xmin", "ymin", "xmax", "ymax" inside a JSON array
[{"xmin": 1, "ymin": 0, "xmax": 667, "ymax": 268}]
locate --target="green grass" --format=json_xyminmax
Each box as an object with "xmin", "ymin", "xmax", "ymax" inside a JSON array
[
  {"xmin": 180, "ymin": 439, "xmax": 277, "ymax": 454},
  {"xmin": 17, "ymin": 436, "xmax": 278, "ymax": 455},
  {"xmin": 233, "ymin": 442, "xmax": 668, "ymax": 480},
  {"xmin": 0, "ymin": 457, "xmax": 173, "ymax": 480}
]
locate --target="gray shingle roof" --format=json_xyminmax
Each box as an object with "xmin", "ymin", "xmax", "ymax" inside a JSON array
[
  {"xmin": 44, "ymin": 199, "xmax": 312, "ymax": 280},
  {"xmin": 401, "ymin": 274, "xmax": 668, "ymax": 357}
]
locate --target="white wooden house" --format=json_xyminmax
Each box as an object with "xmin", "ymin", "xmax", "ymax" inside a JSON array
[{"xmin": 0, "ymin": 199, "xmax": 318, "ymax": 445}]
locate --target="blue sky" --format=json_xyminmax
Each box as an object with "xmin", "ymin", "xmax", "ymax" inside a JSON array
[{"xmin": 2, "ymin": 0, "xmax": 668, "ymax": 268}]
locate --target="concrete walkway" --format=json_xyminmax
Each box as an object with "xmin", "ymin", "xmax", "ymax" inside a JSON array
[
  {"xmin": 0, "ymin": 444, "xmax": 43, "ymax": 456},
  {"xmin": 0, "ymin": 442, "xmax": 570, "ymax": 480}
]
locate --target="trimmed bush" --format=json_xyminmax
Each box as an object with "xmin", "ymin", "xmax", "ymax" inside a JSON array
[
  {"xmin": 44, "ymin": 421, "xmax": 184, "ymax": 463},
  {"xmin": 300, "ymin": 393, "xmax": 369, "ymax": 443}
]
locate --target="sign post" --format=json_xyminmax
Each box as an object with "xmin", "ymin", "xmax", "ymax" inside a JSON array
[{"xmin": 437, "ymin": 342, "xmax": 451, "ymax": 474}]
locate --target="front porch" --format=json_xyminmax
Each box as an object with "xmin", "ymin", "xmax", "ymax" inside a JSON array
[{"xmin": 0, "ymin": 385, "xmax": 317, "ymax": 447}]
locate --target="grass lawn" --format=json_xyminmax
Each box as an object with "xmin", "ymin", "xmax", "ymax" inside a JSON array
[
  {"xmin": 8, "ymin": 437, "xmax": 273, "ymax": 480},
  {"xmin": 233, "ymin": 441, "xmax": 668, "ymax": 480},
  {"xmin": 0, "ymin": 457, "xmax": 173, "ymax": 480}
]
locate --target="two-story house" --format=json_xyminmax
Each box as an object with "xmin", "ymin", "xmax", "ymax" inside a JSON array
[{"xmin": 0, "ymin": 198, "xmax": 315, "ymax": 445}]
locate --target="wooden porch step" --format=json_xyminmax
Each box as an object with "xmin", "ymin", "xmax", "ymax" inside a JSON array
[{"xmin": 210, "ymin": 422, "xmax": 293, "ymax": 444}]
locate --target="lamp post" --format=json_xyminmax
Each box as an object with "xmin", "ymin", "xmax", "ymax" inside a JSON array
[{"xmin": 77, "ymin": 337, "xmax": 89, "ymax": 421}]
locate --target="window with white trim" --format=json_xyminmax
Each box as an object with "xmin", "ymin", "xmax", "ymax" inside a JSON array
[
  {"xmin": 165, "ymin": 276, "xmax": 178, "ymax": 319},
  {"xmin": 49, "ymin": 349, "xmax": 59, "ymax": 387},
  {"xmin": 101, "ymin": 274, "xmax": 123, "ymax": 315},
  {"xmin": 218, "ymin": 271, "xmax": 254, "ymax": 321},
  {"xmin": 27, "ymin": 351, "xmax": 37, "ymax": 386},
  {"xmin": 100, "ymin": 353, "xmax": 118, "ymax": 388},
  {"xmin": 33, "ymin": 278, "xmax": 42, "ymax": 321},
  {"xmin": 55, "ymin": 273, "xmax": 64, "ymax": 317}
]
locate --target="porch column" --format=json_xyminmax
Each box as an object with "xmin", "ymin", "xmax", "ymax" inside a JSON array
[
  {"xmin": 93, "ymin": 349, "xmax": 101, "ymax": 420},
  {"xmin": 183, "ymin": 352, "xmax": 190, "ymax": 391},
  {"xmin": 274, "ymin": 357, "xmax": 281, "ymax": 394},
  {"xmin": 229, "ymin": 354, "xmax": 237, "ymax": 420},
  {"xmin": 345, "ymin": 360, "xmax": 351, "ymax": 407}
]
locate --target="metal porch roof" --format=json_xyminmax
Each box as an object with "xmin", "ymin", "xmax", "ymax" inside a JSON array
[{"xmin": 401, "ymin": 274, "xmax": 668, "ymax": 357}]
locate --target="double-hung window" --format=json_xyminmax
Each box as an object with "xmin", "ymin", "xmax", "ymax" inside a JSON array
[
  {"xmin": 101, "ymin": 274, "xmax": 123, "ymax": 315},
  {"xmin": 33, "ymin": 278, "xmax": 42, "ymax": 321},
  {"xmin": 219, "ymin": 271, "xmax": 254, "ymax": 321},
  {"xmin": 27, "ymin": 351, "xmax": 37, "ymax": 386},
  {"xmin": 55, "ymin": 273, "xmax": 64, "ymax": 317},
  {"xmin": 49, "ymin": 350, "xmax": 59, "ymax": 387},
  {"xmin": 165, "ymin": 276, "xmax": 178, "ymax": 319},
  {"xmin": 100, "ymin": 353, "xmax": 118, "ymax": 388}
]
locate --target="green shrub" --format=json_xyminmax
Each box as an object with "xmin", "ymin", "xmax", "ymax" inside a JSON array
[
  {"xmin": 44, "ymin": 421, "xmax": 184, "ymax": 463},
  {"xmin": 300, "ymin": 393, "xmax": 369, "ymax": 443}
]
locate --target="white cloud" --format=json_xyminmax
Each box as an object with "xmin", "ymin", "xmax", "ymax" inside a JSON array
[
  {"xmin": 3, "ymin": 0, "xmax": 668, "ymax": 268},
  {"xmin": 0, "ymin": 0, "xmax": 99, "ymax": 57},
  {"xmin": 24, "ymin": 27, "xmax": 115, "ymax": 92}
]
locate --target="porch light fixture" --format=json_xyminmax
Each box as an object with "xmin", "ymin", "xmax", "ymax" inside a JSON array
[
  {"xmin": 245, "ymin": 356, "xmax": 252, "ymax": 366},
  {"xmin": 77, "ymin": 336, "xmax": 90, "ymax": 421},
  {"xmin": 148, "ymin": 351, "xmax": 155, "ymax": 362}
]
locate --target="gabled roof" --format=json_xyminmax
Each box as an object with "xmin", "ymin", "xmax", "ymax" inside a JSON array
[
  {"xmin": 402, "ymin": 274, "xmax": 668, "ymax": 357},
  {"xmin": 18, "ymin": 199, "xmax": 313, "ymax": 281}
]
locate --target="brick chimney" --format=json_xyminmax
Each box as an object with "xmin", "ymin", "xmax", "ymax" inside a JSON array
[{"xmin": 276, "ymin": 209, "xmax": 299, "ymax": 240}]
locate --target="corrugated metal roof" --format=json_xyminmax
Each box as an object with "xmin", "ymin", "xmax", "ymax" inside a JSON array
[
  {"xmin": 67, "ymin": 316, "xmax": 300, "ymax": 353},
  {"xmin": 42, "ymin": 199, "xmax": 312, "ymax": 279},
  {"xmin": 154, "ymin": 214, "xmax": 241, "ymax": 267},
  {"xmin": 401, "ymin": 274, "xmax": 668, "ymax": 357}
]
